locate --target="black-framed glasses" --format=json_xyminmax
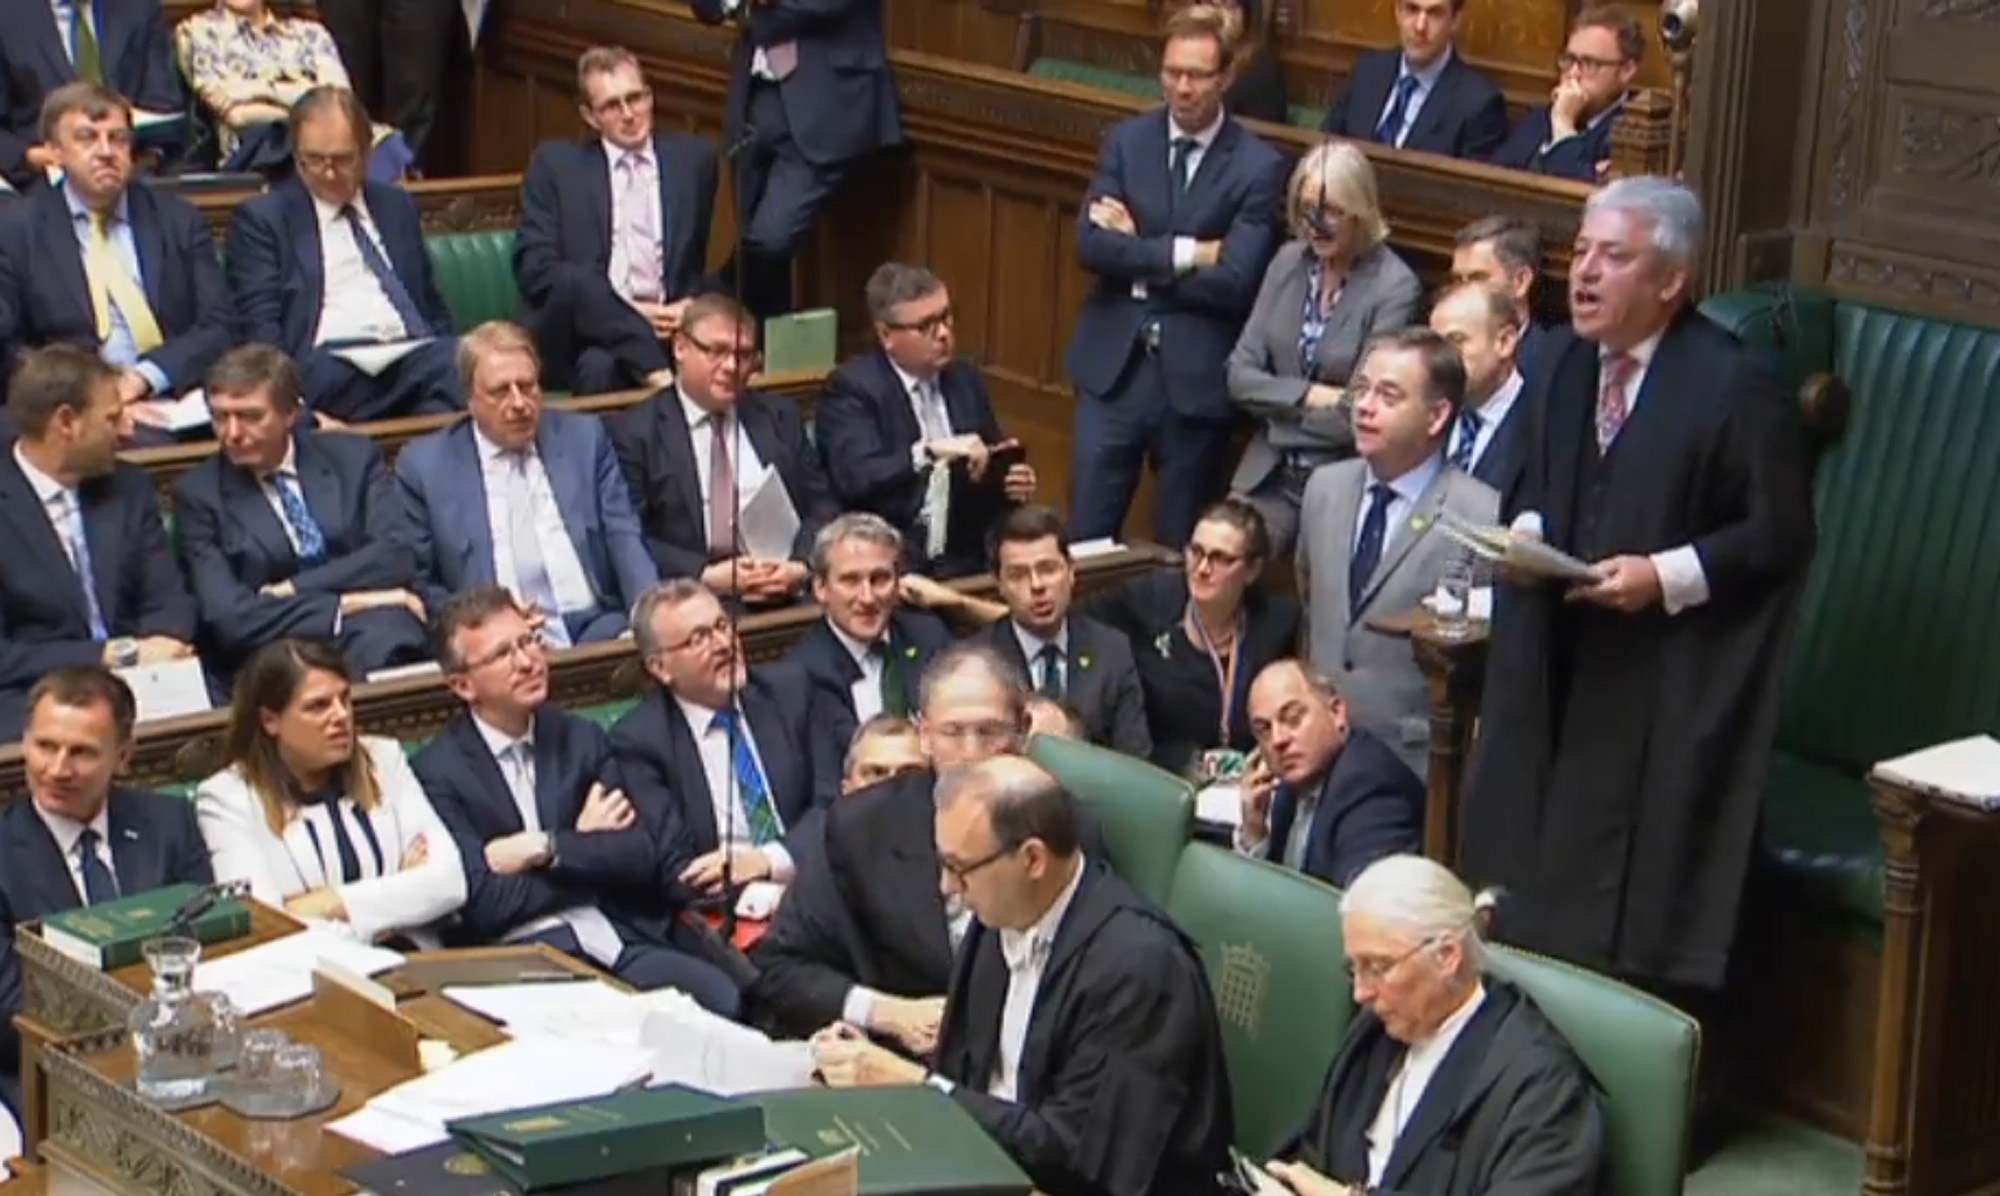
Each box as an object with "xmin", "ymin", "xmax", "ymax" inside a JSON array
[
  {"xmin": 589, "ymin": 87, "xmax": 652, "ymax": 117},
  {"xmin": 1186, "ymin": 542, "xmax": 1246, "ymax": 570},
  {"xmin": 655, "ymin": 614, "xmax": 733, "ymax": 656},
  {"xmin": 1344, "ymin": 936, "xmax": 1438, "ymax": 985},
  {"xmin": 1557, "ymin": 51, "xmax": 1626, "ymax": 73},
  {"xmin": 682, "ymin": 332, "xmax": 761, "ymax": 365},
  {"xmin": 939, "ymin": 841, "xmax": 1019, "ymax": 883},
  {"xmin": 885, "ymin": 306, "xmax": 955, "ymax": 337}
]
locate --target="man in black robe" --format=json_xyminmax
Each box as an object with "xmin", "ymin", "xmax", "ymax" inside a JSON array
[
  {"xmin": 811, "ymin": 754, "xmax": 1236, "ymax": 1196},
  {"xmin": 1458, "ymin": 176, "xmax": 1815, "ymax": 996},
  {"xmin": 1263, "ymin": 855, "xmax": 1607, "ymax": 1196}
]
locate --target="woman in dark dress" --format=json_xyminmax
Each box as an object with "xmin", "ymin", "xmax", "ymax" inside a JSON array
[
  {"xmin": 1218, "ymin": 0, "xmax": 1291, "ymax": 126},
  {"xmin": 1082, "ymin": 498, "xmax": 1302, "ymax": 774}
]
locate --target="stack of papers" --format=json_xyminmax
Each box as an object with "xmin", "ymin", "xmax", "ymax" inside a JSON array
[
  {"xmin": 194, "ymin": 927, "xmax": 404, "ymax": 1015},
  {"xmin": 1436, "ymin": 511, "xmax": 1596, "ymax": 583},
  {"xmin": 1873, "ymin": 735, "xmax": 2000, "ymax": 809},
  {"xmin": 1195, "ymin": 784, "xmax": 1243, "ymax": 829}
]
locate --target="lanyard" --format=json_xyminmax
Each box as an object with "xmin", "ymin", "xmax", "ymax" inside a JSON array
[{"xmin": 1184, "ymin": 602, "xmax": 1245, "ymax": 745}]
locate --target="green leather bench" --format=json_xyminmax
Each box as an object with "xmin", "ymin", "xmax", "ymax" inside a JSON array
[
  {"xmin": 1025, "ymin": 58, "xmax": 1324, "ymax": 129},
  {"xmin": 1027, "ymin": 732, "xmax": 1193, "ymax": 904},
  {"xmin": 426, "ymin": 229, "xmax": 524, "ymax": 335}
]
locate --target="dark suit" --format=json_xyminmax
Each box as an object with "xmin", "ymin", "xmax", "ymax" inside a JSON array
[
  {"xmin": 607, "ymin": 667, "xmax": 836, "ymax": 882},
  {"xmin": 0, "ymin": 788, "xmax": 213, "ymax": 1118},
  {"xmin": 607, "ymin": 385, "xmax": 835, "ymax": 583},
  {"xmin": 1066, "ymin": 109, "xmax": 1285, "ymax": 547},
  {"xmin": 781, "ymin": 609, "xmax": 951, "ymax": 776},
  {"xmin": 397, "ymin": 412, "xmax": 658, "ymax": 643},
  {"xmin": 412, "ymin": 706, "xmax": 743, "ymax": 1015},
  {"xmin": 174, "ymin": 430, "xmax": 428, "ymax": 676},
  {"xmin": 0, "ymin": 0, "xmax": 183, "ymax": 187},
  {"xmin": 689, "ymin": 0, "xmax": 902, "ymax": 317},
  {"xmin": 1492, "ymin": 103, "xmax": 1622, "ymax": 183},
  {"xmin": 0, "ymin": 454, "xmax": 193, "ymax": 740},
  {"xmin": 1259, "ymin": 728, "xmax": 1422, "ymax": 888},
  {"xmin": 1470, "ymin": 388, "xmax": 1527, "ymax": 501},
  {"xmin": 1320, "ymin": 48, "xmax": 1509, "ymax": 160},
  {"xmin": 0, "ymin": 182, "xmax": 233, "ymax": 396},
  {"xmin": 935, "ymin": 859, "xmax": 1235, "ymax": 1196},
  {"xmin": 986, "ymin": 615, "xmax": 1151, "ymax": 760},
  {"xmin": 514, "ymin": 134, "xmax": 718, "ymax": 394},
  {"xmin": 225, "ymin": 176, "xmax": 459, "ymax": 421},
  {"xmin": 816, "ymin": 351, "xmax": 1010, "ymax": 578}
]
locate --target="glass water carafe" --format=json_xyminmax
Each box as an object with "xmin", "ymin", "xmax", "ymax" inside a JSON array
[{"xmin": 127, "ymin": 936, "xmax": 221, "ymax": 1102}]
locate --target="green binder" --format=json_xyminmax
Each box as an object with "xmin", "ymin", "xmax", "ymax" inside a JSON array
[
  {"xmin": 448, "ymin": 1084, "xmax": 767, "ymax": 1192},
  {"xmin": 341, "ymin": 1141, "xmax": 673, "ymax": 1195},
  {"xmin": 761, "ymin": 308, "xmax": 838, "ymax": 377},
  {"xmin": 40, "ymin": 882, "xmax": 250, "ymax": 970},
  {"xmin": 755, "ymin": 1085, "xmax": 1032, "ymax": 1195}
]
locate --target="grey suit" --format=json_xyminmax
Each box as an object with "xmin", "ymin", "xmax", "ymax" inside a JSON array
[
  {"xmin": 1298, "ymin": 456, "xmax": 1496, "ymax": 777},
  {"xmin": 1228, "ymin": 239, "xmax": 1423, "ymax": 553}
]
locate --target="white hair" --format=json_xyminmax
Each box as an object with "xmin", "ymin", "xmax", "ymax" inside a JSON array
[
  {"xmin": 1585, "ymin": 175, "xmax": 1704, "ymax": 267},
  {"xmin": 1340, "ymin": 854, "xmax": 1498, "ymax": 973}
]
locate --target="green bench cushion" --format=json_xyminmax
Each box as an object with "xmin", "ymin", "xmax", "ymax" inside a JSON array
[
  {"xmin": 426, "ymin": 229, "xmax": 522, "ymax": 335},
  {"xmin": 1027, "ymin": 732, "xmax": 1191, "ymax": 905},
  {"xmin": 1761, "ymin": 752, "xmax": 1881, "ymax": 936},
  {"xmin": 1026, "ymin": 58, "xmax": 1156, "ymax": 101}
]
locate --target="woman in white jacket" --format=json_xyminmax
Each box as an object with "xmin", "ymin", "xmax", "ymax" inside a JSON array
[{"xmin": 196, "ymin": 638, "xmax": 465, "ymax": 944}]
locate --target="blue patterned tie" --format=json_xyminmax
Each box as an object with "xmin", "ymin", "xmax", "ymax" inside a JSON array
[
  {"xmin": 1375, "ymin": 74, "xmax": 1420, "ymax": 144},
  {"xmin": 75, "ymin": 828, "xmax": 119, "ymax": 905},
  {"xmin": 1349, "ymin": 483, "xmax": 1395, "ymax": 611},
  {"xmin": 711, "ymin": 708, "xmax": 781, "ymax": 846},
  {"xmin": 272, "ymin": 472, "xmax": 328, "ymax": 566},
  {"xmin": 59, "ymin": 492, "xmax": 108, "ymax": 640},
  {"xmin": 1449, "ymin": 409, "xmax": 1482, "ymax": 472},
  {"xmin": 338, "ymin": 205, "xmax": 427, "ymax": 339}
]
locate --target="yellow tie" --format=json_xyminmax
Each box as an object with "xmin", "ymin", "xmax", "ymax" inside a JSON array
[{"xmin": 86, "ymin": 211, "xmax": 163, "ymax": 353}]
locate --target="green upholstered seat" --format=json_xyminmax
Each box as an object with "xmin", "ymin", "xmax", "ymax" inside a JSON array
[
  {"xmin": 1025, "ymin": 58, "xmax": 1156, "ymax": 102},
  {"xmin": 1289, "ymin": 104, "xmax": 1328, "ymax": 130},
  {"xmin": 1698, "ymin": 288, "xmax": 2000, "ymax": 935},
  {"xmin": 1026, "ymin": 732, "xmax": 1191, "ymax": 905},
  {"xmin": 426, "ymin": 230, "xmax": 521, "ymax": 334},
  {"xmin": 575, "ymin": 699, "xmax": 640, "ymax": 730},
  {"xmin": 1163, "ymin": 842, "xmax": 1353, "ymax": 1157},
  {"xmin": 1487, "ymin": 948, "xmax": 1699, "ymax": 1196}
]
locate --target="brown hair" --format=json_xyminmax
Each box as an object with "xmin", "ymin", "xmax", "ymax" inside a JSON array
[
  {"xmin": 992, "ymin": 504, "xmax": 1071, "ymax": 564},
  {"xmin": 576, "ymin": 45, "xmax": 643, "ymax": 99},
  {"xmin": 1194, "ymin": 496, "xmax": 1273, "ymax": 565},
  {"xmin": 27, "ymin": 666, "xmax": 137, "ymax": 744},
  {"xmin": 1162, "ymin": 3, "xmax": 1239, "ymax": 71},
  {"xmin": 206, "ymin": 344, "xmax": 305, "ymax": 413},
  {"xmin": 1454, "ymin": 215, "xmax": 1545, "ymax": 277},
  {"xmin": 1362, "ymin": 326, "xmax": 1468, "ymax": 411},
  {"xmin": 7, "ymin": 344, "xmax": 117, "ymax": 439},
  {"xmin": 456, "ymin": 320, "xmax": 543, "ymax": 392},
  {"xmin": 679, "ymin": 293, "xmax": 757, "ymax": 342},
  {"xmin": 1573, "ymin": 6, "xmax": 1646, "ymax": 64},
  {"xmin": 1431, "ymin": 280, "xmax": 1520, "ymax": 334},
  {"xmin": 432, "ymin": 586, "xmax": 528, "ymax": 673},
  {"xmin": 288, "ymin": 85, "xmax": 373, "ymax": 151},
  {"xmin": 39, "ymin": 81, "xmax": 131, "ymax": 142},
  {"xmin": 223, "ymin": 639, "xmax": 379, "ymax": 837}
]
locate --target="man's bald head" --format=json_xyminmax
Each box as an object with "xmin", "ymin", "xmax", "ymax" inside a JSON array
[
  {"xmin": 936, "ymin": 755, "xmax": 1080, "ymax": 859},
  {"xmin": 918, "ymin": 644, "xmax": 1029, "ymax": 768}
]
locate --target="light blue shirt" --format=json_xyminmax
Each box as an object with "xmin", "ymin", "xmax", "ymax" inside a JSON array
[
  {"xmin": 1378, "ymin": 48, "xmax": 1454, "ymax": 148},
  {"xmin": 49, "ymin": 0, "xmax": 86, "ymax": 65},
  {"xmin": 1353, "ymin": 450, "xmax": 1445, "ymax": 552},
  {"xmin": 62, "ymin": 183, "xmax": 170, "ymax": 395}
]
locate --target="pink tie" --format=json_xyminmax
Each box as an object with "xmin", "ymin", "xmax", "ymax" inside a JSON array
[
  {"xmin": 765, "ymin": 41, "xmax": 799, "ymax": 80},
  {"xmin": 1596, "ymin": 352, "xmax": 1637, "ymax": 451},
  {"xmin": 709, "ymin": 414, "xmax": 737, "ymax": 558},
  {"xmin": 618, "ymin": 153, "xmax": 663, "ymax": 303}
]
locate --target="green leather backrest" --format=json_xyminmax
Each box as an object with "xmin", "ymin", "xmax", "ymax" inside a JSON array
[
  {"xmin": 426, "ymin": 230, "xmax": 521, "ymax": 335},
  {"xmin": 1698, "ymin": 285, "xmax": 1837, "ymax": 398},
  {"xmin": 575, "ymin": 700, "xmax": 639, "ymax": 730},
  {"xmin": 1486, "ymin": 948, "xmax": 1697, "ymax": 1196},
  {"xmin": 1026, "ymin": 57, "xmax": 1157, "ymax": 102},
  {"xmin": 1026, "ymin": 733, "xmax": 1191, "ymax": 905},
  {"xmin": 1164, "ymin": 842, "xmax": 1354, "ymax": 1157}
]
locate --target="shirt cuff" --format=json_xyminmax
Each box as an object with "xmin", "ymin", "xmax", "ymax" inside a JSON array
[
  {"xmin": 1172, "ymin": 236, "xmax": 1197, "ymax": 274},
  {"xmin": 1510, "ymin": 510, "xmax": 1545, "ymax": 538},
  {"xmin": 1650, "ymin": 544, "xmax": 1711, "ymax": 615},
  {"xmin": 1232, "ymin": 827, "xmax": 1268, "ymax": 858},
  {"xmin": 924, "ymin": 1072, "xmax": 957, "ymax": 1095},
  {"xmin": 331, "ymin": 607, "xmax": 343, "ymax": 637},
  {"xmin": 134, "ymin": 361, "xmax": 169, "ymax": 397},
  {"xmin": 762, "ymin": 843, "xmax": 795, "ymax": 885},
  {"xmin": 910, "ymin": 442, "xmax": 932, "ymax": 472},
  {"xmin": 841, "ymin": 985, "xmax": 880, "ymax": 1029}
]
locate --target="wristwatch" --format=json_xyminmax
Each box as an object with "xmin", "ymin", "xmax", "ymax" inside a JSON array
[{"xmin": 541, "ymin": 831, "xmax": 558, "ymax": 867}]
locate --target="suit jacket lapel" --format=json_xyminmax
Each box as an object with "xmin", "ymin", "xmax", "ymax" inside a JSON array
[
  {"xmin": 1138, "ymin": 110, "xmax": 1175, "ymax": 229},
  {"xmin": 887, "ymin": 784, "xmax": 951, "ymax": 969},
  {"xmin": 129, "ymin": 190, "xmax": 170, "ymax": 316},
  {"xmin": 1380, "ymin": 987, "xmax": 1512, "ymax": 1187},
  {"xmin": 652, "ymin": 134, "xmax": 690, "ymax": 282},
  {"xmin": 105, "ymin": 795, "xmax": 153, "ymax": 894},
  {"xmin": 1411, "ymin": 59, "xmax": 1460, "ymax": 150},
  {"xmin": 1325, "ymin": 467, "xmax": 1364, "ymax": 628},
  {"xmin": 11, "ymin": 807, "xmax": 83, "ymax": 910},
  {"xmin": 742, "ymin": 686, "xmax": 801, "ymax": 824},
  {"xmin": 1359, "ymin": 465, "xmax": 1450, "ymax": 617},
  {"xmin": 93, "ymin": 1, "xmax": 130, "ymax": 82},
  {"xmin": 1266, "ymin": 782, "xmax": 1299, "ymax": 863},
  {"xmin": 1180, "ymin": 120, "xmax": 1237, "ymax": 222},
  {"xmin": 76, "ymin": 479, "xmax": 123, "ymax": 627},
  {"xmin": 1063, "ymin": 618, "xmax": 1100, "ymax": 718},
  {"xmin": 454, "ymin": 717, "xmax": 526, "ymax": 833},
  {"xmin": 741, "ymin": 400, "xmax": 784, "ymax": 487},
  {"xmin": 659, "ymin": 394, "xmax": 705, "ymax": 528},
  {"xmin": 587, "ymin": 141, "xmax": 616, "ymax": 264},
  {"xmin": 868, "ymin": 352, "xmax": 922, "ymax": 444},
  {"xmin": 34, "ymin": 188, "xmax": 94, "ymax": 335},
  {"xmin": 25, "ymin": 0, "xmax": 72, "ymax": 84},
  {"xmin": 662, "ymin": 696, "xmax": 721, "ymax": 847},
  {"xmin": 1542, "ymin": 341, "xmax": 1598, "ymax": 549},
  {"xmin": 224, "ymin": 461, "xmax": 299, "ymax": 575},
  {"xmin": 285, "ymin": 184, "xmax": 326, "ymax": 339},
  {"xmin": 295, "ymin": 437, "xmax": 345, "ymax": 550},
  {"xmin": 447, "ymin": 423, "xmax": 499, "ymax": 585},
  {"xmin": 536, "ymin": 422, "xmax": 596, "ymax": 581},
  {"xmin": 0, "ymin": 456, "xmax": 85, "ymax": 617},
  {"xmin": 530, "ymin": 715, "xmax": 567, "ymax": 833}
]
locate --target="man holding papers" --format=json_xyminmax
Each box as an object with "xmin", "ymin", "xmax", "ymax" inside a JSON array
[
  {"xmin": 1461, "ymin": 177, "xmax": 1815, "ymax": 1004},
  {"xmin": 226, "ymin": 86, "xmax": 460, "ymax": 421}
]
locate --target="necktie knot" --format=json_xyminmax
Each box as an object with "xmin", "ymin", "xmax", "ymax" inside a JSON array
[
  {"xmin": 1396, "ymin": 74, "xmax": 1419, "ymax": 99},
  {"xmin": 1367, "ymin": 481, "xmax": 1395, "ymax": 509},
  {"xmin": 710, "ymin": 706, "xmax": 739, "ymax": 736},
  {"xmin": 77, "ymin": 827, "xmax": 98, "ymax": 854},
  {"xmin": 1605, "ymin": 352, "xmax": 1638, "ymax": 385},
  {"xmin": 1172, "ymin": 135, "xmax": 1198, "ymax": 153}
]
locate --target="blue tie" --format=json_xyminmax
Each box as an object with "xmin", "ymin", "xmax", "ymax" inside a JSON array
[
  {"xmin": 1375, "ymin": 74, "xmax": 1420, "ymax": 144},
  {"xmin": 711, "ymin": 708, "xmax": 782, "ymax": 846},
  {"xmin": 272, "ymin": 471, "xmax": 329, "ymax": 566},
  {"xmin": 75, "ymin": 828, "xmax": 119, "ymax": 905},
  {"xmin": 338, "ymin": 205, "xmax": 427, "ymax": 339},
  {"xmin": 58, "ymin": 492, "xmax": 108, "ymax": 640},
  {"xmin": 1449, "ymin": 409, "xmax": 1482, "ymax": 472},
  {"xmin": 1349, "ymin": 483, "xmax": 1395, "ymax": 611}
]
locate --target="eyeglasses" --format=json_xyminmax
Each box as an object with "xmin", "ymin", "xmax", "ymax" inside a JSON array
[
  {"xmin": 923, "ymin": 718, "xmax": 1021, "ymax": 749},
  {"xmin": 655, "ymin": 614, "xmax": 733, "ymax": 656},
  {"xmin": 462, "ymin": 631, "xmax": 543, "ymax": 673},
  {"xmin": 884, "ymin": 306, "xmax": 955, "ymax": 337},
  {"xmin": 589, "ymin": 88, "xmax": 652, "ymax": 117},
  {"xmin": 1345, "ymin": 936, "xmax": 1438, "ymax": 985},
  {"xmin": 938, "ymin": 841, "xmax": 1019, "ymax": 883},
  {"xmin": 296, "ymin": 149, "xmax": 361, "ymax": 174},
  {"xmin": 1160, "ymin": 66, "xmax": 1222, "ymax": 86},
  {"xmin": 681, "ymin": 333, "xmax": 761, "ymax": 366},
  {"xmin": 1186, "ymin": 542, "xmax": 1246, "ymax": 570},
  {"xmin": 998, "ymin": 559, "xmax": 1069, "ymax": 586},
  {"xmin": 1557, "ymin": 51, "xmax": 1626, "ymax": 73}
]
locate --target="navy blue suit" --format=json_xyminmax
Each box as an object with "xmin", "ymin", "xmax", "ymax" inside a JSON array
[
  {"xmin": 514, "ymin": 134, "xmax": 718, "ymax": 394},
  {"xmin": 816, "ymin": 351, "xmax": 1011, "ymax": 579},
  {"xmin": 0, "ymin": 787, "xmax": 213, "ymax": 1117},
  {"xmin": 782, "ymin": 610, "xmax": 951, "ymax": 776},
  {"xmin": 173, "ymin": 430, "xmax": 428, "ymax": 677},
  {"xmin": 1066, "ymin": 110, "xmax": 1285, "ymax": 547},
  {"xmin": 607, "ymin": 667, "xmax": 836, "ymax": 883},
  {"xmin": 0, "ymin": 454, "xmax": 194, "ymax": 740},
  {"xmin": 1320, "ymin": 48, "xmax": 1509, "ymax": 160},
  {"xmin": 0, "ymin": 0, "xmax": 183, "ymax": 187},
  {"xmin": 396, "ymin": 412, "xmax": 658, "ymax": 643},
  {"xmin": 1470, "ymin": 394, "xmax": 1527, "ymax": 504},
  {"xmin": 1260, "ymin": 728, "xmax": 1423, "ymax": 888},
  {"xmin": 225, "ymin": 177, "xmax": 459, "ymax": 421},
  {"xmin": 0, "ymin": 182, "xmax": 234, "ymax": 397},
  {"xmin": 1491, "ymin": 104, "xmax": 1621, "ymax": 182},
  {"xmin": 607, "ymin": 385, "xmax": 835, "ymax": 585},
  {"xmin": 412, "ymin": 706, "xmax": 743, "ymax": 1015}
]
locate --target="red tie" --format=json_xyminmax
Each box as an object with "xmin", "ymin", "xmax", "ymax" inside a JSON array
[
  {"xmin": 709, "ymin": 414, "xmax": 736, "ymax": 558},
  {"xmin": 1596, "ymin": 352, "xmax": 1637, "ymax": 451}
]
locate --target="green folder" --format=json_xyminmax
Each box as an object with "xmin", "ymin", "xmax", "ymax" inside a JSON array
[
  {"xmin": 448, "ymin": 1084, "xmax": 766, "ymax": 1191},
  {"xmin": 40, "ymin": 882, "xmax": 250, "ymax": 970},
  {"xmin": 762, "ymin": 308, "xmax": 838, "ymax": 377},
  {"xmin": 755, "ymin": 1085, "xmax": 1031, "ymax": 1195}
]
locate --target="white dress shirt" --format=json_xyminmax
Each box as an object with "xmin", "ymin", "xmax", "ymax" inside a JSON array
[
  {"xmin": 1352, "ymin": 452, "xmax": 1445, "ymax": 564},
  {"xmin": 1454, "ymin": 370, "xmax": 1522, "ymax": 474},
  {"xmin": 1135, "ymin": 107, "xmax": 1227, "ymax": 302},
  {"xmin": 604, "ymin": 142, "xmax": 662, "ymax": 303},
  {"xmin": 889, "ymin": 357, "xmax": 956, "ymax": 467},
  {"xmin": 469, "ymin": 714, "xmax": 625, "ymax": 966},
  {"xmin": 33, "ymin": 800, "xmax": 116, "ymax": 905},
  {"xmin": 14, "ymin": 443, "xmax": 88, "ymax": 580},
  {"xmin": 310, "ymin": 193, "xmax": 409, "ymax": 346},
  {"xmin": 679, "ymin": 388, "xmax": 768, "ymax": 552},
  {"xmin": 827, "ymin": 619, "xmax": 886, "ymax": 725},
  {"xmin": 49, "ymin": 0, "xmax": 78, "ymax": 63},
  {"xmin": 472, "ymin": 425, "xmax": 596, "ymax": 615},
  {"xmin": 669, "ymin": 691, "xmax": 795, "ymax": 883},
  {"xmin": 1366, "ymin": 983, "xmax": 1487, "ymax": 1185},
  {"xmin": 1376, "ymin": 49, "xmax": 1453, "ymax": 149},
  {"xmin": 988, "ymin": 855, "xmax": 1087, "ymax": 1101},
  {"xmin": 1010, "ymin": 620, "xmax": 1069, "ymax": 694}
]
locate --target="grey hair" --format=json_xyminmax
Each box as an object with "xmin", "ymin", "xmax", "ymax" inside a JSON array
[
  {"xmin": 1341, "ymin": 854, "xmax": 1499, "ymax": 974},
  {"xmin": 934, "ymin": 756, "xmax": 1080, "ymax": 856},
  {"xmin": 864, "ymin": 262, "xmax": 945, "ymax": 325},
  {"xmin": 630, "ymin": 577, "xmax": 711, "ymax": 659},
  {"xmin": 918, "ymin": 642, "xmax": 1029, "ymax": 726},
  {"xmin": 809, "ymin": 512, "xmax": 905, "ymax": 578},
  {"xmin": 1585, "ymin": 175, "xmax": 1704, "ymax": 266}
]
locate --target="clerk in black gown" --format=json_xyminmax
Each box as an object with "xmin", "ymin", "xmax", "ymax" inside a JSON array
[{"xmin": 1080, "ymin": 497, "xmax": 1301, "ymax": 775}]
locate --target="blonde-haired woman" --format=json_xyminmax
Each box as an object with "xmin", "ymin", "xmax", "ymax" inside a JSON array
[
  {"xmin": 195, "ymin": 638, "xmax": 463, "ymax": 944},
  {"xmin": 1226, "ymin": 138, "xmax": 1421, "ymax": 553}
]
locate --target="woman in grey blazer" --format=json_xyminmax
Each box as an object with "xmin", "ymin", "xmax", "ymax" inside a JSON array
[{"xmin": 1226, "ymin": 139, "xmax": 1423, "ymax": 553}]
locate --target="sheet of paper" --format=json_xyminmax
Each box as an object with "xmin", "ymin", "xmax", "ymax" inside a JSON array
[
  {"xmin": 442, "ymin": 979, "xmax": 632, "ymax": 1030},
  {"xmin": 0, "ymin": 1097, "xmax": 19, "ymax": 1176},
  {"xmin": 365, "ymin": 660, "xmax": 442, "ymax": 684},
  {"xmin": 194, "ymin": 928, "xmax": 404, "ymax": 1016},
  {"xmin": 1420, "ymin": 584, "xmax": 1494, "ymax": 622},
  {"xmin": 149, "ymin": 388, "xmax": 211, "ymax": 432},
  {"xmin": 1437, "ymin": 510, "xmax": 1596, "ymax": 583},
  {"xmin": 736, "ymin": 880, "xmax": 784, "ymax": 920},
  {"xmin": 366, "ymin": 1037, "xmax": 650, "ymax": 1130},
  {"xmin": 640, "ymin": 991, "xmax": 815, "ymax": 1095},
  {"xmin": 325, "ymin": 339, "xmax": 431, "ymax": 377},
  {"xmin": 133, "ymin": 109, "xmax": 185, "ymax": 130},
  {"xmin": 738, "ymin": 465, "xmax": 802, "ymax": 561},
  {"xmin": 1874, "ymin": 735, "xmax": 2000, "ymax": 809},
  {"xmin": 117, "ymin": 657, "xmax": 211, "ymax": 724},
  {"xmin": 1069, "ymin": 537, "xmax": 1125, "ymax": 560},
  {"xmin": 326, "ymin": 1102, "xmax": 451, "ymax": 1154},
  {"xmin": 1194, "ymin": 783, "xmax": 1242, "ymax": 829}
]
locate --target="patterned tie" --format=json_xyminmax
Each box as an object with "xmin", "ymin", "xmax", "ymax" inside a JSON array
[
  {"xmin": 505, "ymin": 452, "xmax": 571, "ymax": 648},
  {"xmin": 75, "ymin": 828, "xmax": 118, "ymax": 905},
  {"xmin": 55, "ymin": 492, "xmax": 109, "ymax": 640},
  {"xmin": 712, "ymin": 708, "xmax": 782, "ymax": 846},
  {"xmin": 338, "ymin": 205, "xmax": 427, "ymax": 339},
  {"xmin": 708, "ymin": 414, "xmax": 737, "ymax": 558},
  {"xmin": 86, "ymin": 212, "xmax": 163, "ymax": 353},
  {"xmin": 1038, "ymin": 644, "xmax": 1065, "ymax": 700},
  {"xmin": 70, "ymin": 1, "xmax": 103, "ymax": 84},
  {"xmin": 1348, "ymin": 483, "xmax": 1395, "ymax": 612},
  {"xmin": 1375, "ymin": 74, "xmax": 1420, "ymax": 144},
  {"xmin": 1449, "ymin": 408, "xmax": 1483, "ymax": 472},
  {"xmin": 504, "ymin": 741, "xmax": 540, "ymax": 831},
  {"xmin": 914, "ymin": 380, "xmax": 953, "ymax": 560},
  {"xmin": 271, "ymin": 472, "xmax": 328, "ymax": 566},
  {"xmin": 1597, "ymin": 353, "xmax": 1638, "ymax": 451},
  {"xmin": 617, "ymin": 152, "xmax": 664, "ymax": 303}
]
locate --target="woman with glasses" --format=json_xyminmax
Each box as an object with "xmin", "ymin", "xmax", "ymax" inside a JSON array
[
  {"xmin": 195, "ymin": 638, "xmax": 464, "ymax": 944},
  {"xmin": 1079, "ymin": 498, "xmax": 1300, "ymax": 775},
  {"xmin": 1225, "ymin": 139, "xmax": 1421, "ymax": 555}
]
